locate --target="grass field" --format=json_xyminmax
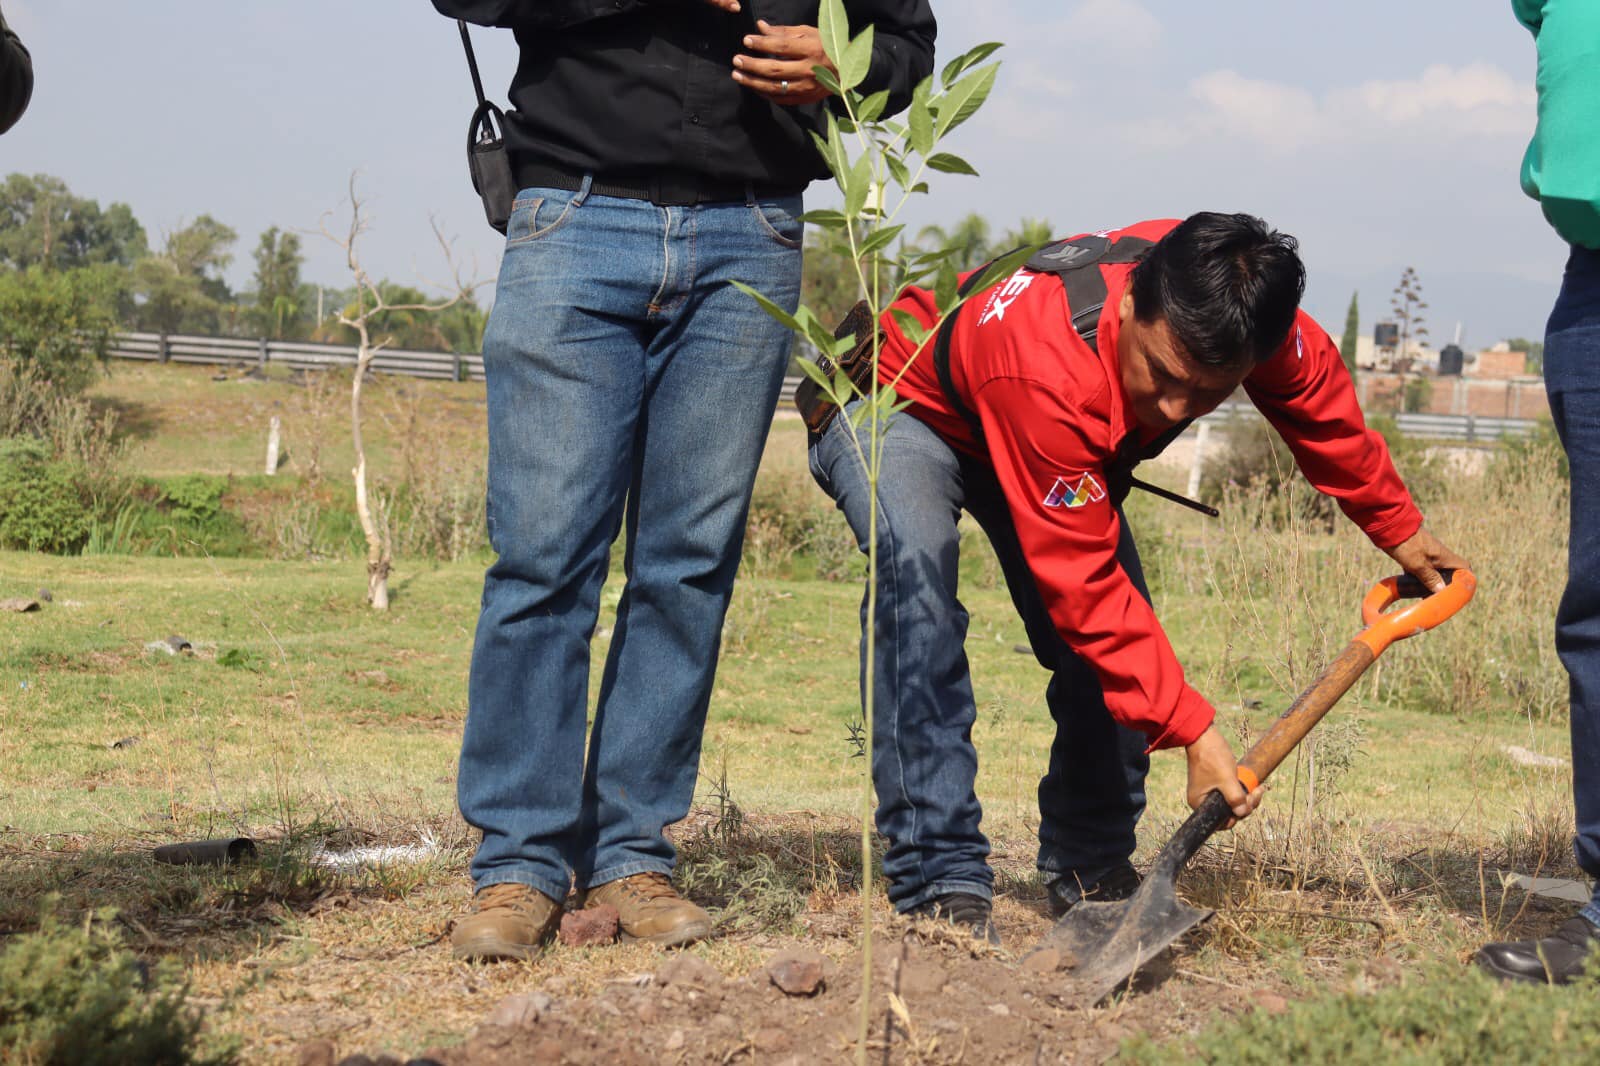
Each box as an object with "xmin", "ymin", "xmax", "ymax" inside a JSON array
[{"xmin": 1, "ymin": 362, "xmax": 1594, "ymax": 1062}]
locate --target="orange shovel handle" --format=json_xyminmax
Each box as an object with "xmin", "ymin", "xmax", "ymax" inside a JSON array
[
  {"xmin": 1235, "ymin": 567, "xmax": 1477, "ymax": 791},
  {"xmin": 1355, "ymin": 567, "xmax": 1477, "ymax": 656}
]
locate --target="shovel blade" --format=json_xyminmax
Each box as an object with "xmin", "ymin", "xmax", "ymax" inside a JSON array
[{"xmin": 1034, "ymin": 875, "xmax": 1214, "ymax": 1007}]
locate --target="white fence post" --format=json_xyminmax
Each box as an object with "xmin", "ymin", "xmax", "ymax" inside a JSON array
[
  {"xmin": 265, "ymin": 416, "xmax": 281, "ymax": 475},
  {"xmin": 1187, "ymin": 422, "xmax": 1211, "ymax": 500}
]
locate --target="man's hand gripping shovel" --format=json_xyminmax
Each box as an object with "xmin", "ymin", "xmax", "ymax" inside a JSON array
[{"xmin": 1030, "ymin": 568, "xmax": 1477, "ymax": 1007}]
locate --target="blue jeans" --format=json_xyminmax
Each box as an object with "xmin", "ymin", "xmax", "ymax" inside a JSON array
[
  {"xmin": 808, "ymin": 405, "xmax": 1149, "ymax": 910},
  {"xmin": 1543, "ymin": 243, "xmax": 1600, "ymax": 923},
  {"xmin": 460, "ymin": 181, "xmax": 803, "ymax": 901}
]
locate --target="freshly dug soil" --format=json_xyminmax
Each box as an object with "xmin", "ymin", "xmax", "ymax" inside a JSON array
[{"xmin": 309, "ymin": 915, "xmax": 1265, "ymax": 1065}]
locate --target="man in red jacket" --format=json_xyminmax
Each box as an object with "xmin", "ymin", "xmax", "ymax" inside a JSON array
[{"xmin": 808, "ymin": 212, "xmax": 1467, "ymax": 942}]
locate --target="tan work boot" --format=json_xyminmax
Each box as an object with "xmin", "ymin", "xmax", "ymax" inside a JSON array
[
  {"xmin": 451, "ymin": 882, "xmax": 563, "ymax": 962},
  {"xmin": 582, "ymin": 872, "xmax": 712, "ymax": 947}
]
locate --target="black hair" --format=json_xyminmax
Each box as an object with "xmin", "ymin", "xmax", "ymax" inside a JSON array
[{"xmin": 1128, "ymin": 212, "xmax": 1306, "ymax": 369}]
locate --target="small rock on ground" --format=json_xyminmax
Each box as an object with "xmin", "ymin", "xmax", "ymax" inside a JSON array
[
  {"xmin": 894, "ymin": 951, "xmax": 948, "ymax": 997},
  {"xmin": 752, "ymin": 1026, "xmax": 792, "ymax": 1054},
  {"xmin": 297, "ymin": 1039, "xmax": 338, "ymax": 1066},
  {"xmin": 559, "ymin": 905, "xmax": 619, "ymax": 947},
  {"xmin": 0, "ymin": 598, "xmax": 40, "ymax": 613},
  {"xmin": 485, "ymin": 990, "xmax": 554, "ymax": 1030},
  {"xmin": 1020, "ymin": 947, "xmax": 1063, "ymax": 974},
  {"xmin": 655, "ymin": 952, "xmax": 723, "ymax": 988},
  {"xmin": 1252, "ymin": 990, "xmax": 1290, "ymax": 1014},
  {"xmin": 766, "ymin": 947, "xmax": 826, "ymax": 996}
]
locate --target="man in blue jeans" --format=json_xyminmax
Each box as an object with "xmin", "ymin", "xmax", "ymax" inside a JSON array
[
  {"xmin": 809, "ymin": 214, "xmax": 1464, "ymax": 944},
  {"xmin": 1476, "ymin": 0, "xmax": 1600, "ymax": 985},
  {"xmin": 432, "ymin": 0, "xmax": 935, "ymax": 961}
]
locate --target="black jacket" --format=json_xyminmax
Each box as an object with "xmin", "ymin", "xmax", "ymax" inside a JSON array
[
  {"xmin": 433, "ymin": 0, "xmax": 934, "ymax": 190},
  {"xmin": 0, "ymin": 6, "xmax": 32, "ymax": 135}
]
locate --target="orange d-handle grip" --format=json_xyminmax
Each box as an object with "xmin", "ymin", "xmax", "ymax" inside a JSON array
[{"xmin": 1355, "ymin": 567, "xmax": 1477, "ymax": 657}]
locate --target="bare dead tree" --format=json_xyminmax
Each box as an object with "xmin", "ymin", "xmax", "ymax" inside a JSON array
[
  {"xmin": 319, "ymin": 174, "xmax": 477, "ymax": 610},
  {"xmin": 1390, "ymin": 266, "xmax": 1430, "ymax": 375}
]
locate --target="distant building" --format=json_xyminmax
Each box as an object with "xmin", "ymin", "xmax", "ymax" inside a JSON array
[
  {"xmin": 1473, "ymin": 342, "xmax": 1528, "ymax": 380},
  {"xmin": 1350, "ymin": 334, "xmax": 1437, "ymax": 372}
]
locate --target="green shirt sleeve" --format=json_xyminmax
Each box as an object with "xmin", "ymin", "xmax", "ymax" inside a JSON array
[{"xmin": 1518, "ymin": 0, "xmax": 1600, "ymax": 248}]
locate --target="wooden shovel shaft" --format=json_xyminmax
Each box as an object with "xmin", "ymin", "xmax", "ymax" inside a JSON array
[
  {"xmin": 1237, "ymin": 639, "xmax": 1374, "ymax": 788},
  {"xmin": 1234, "ymin": 569, "xmax": 1477, "ymax": 789}
]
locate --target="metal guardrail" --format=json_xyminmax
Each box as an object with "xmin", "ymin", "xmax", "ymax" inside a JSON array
[
  {"xmin": 104, "ymin": 335, "xmax": 1536, "ymax": 442},
  {"xmin": 107, "ymin": 332, "xmax": 487, "ymax": 383},
  {"xmin": 1196, "ymin": 402, "xmax": 1536, "ymax": 442}
]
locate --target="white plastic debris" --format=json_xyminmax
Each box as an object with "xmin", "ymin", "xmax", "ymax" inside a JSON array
[{"xmin": 1504, "ymin": 745, "xmax": 1569, "ymax": 769}]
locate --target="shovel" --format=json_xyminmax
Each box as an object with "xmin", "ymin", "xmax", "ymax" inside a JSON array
[{"xmin": 1031, "ymin": 567, "xmax": 1477, "ymax": 1006}]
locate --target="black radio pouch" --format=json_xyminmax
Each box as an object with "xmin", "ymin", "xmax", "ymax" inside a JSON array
[
  {"xmin": 794, "ymin": 300, "xmax": 881, "ymax": 436},
  {"xmin": 459, "ymin": 21, "xmax": 516, "ymax": 234}
]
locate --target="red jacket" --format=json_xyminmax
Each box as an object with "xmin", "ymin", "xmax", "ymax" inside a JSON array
[{"xmin": 875, "ymin": 218, "xmax": 1423, "ymax": 750}]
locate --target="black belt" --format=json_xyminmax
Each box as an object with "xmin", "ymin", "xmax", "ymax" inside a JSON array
[{"xmin": 515, "ymin": 164, "xmax": 803, "ymax": 207}]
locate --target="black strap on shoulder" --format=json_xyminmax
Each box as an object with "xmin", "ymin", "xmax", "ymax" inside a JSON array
[
  {"xmin": 933, "ymin": 271, "xmax": 991, "ymax": 448},
  {"xmin": 931, "ymin": 232, "xmax": 1216, "ymax": 517},
  {"xmin": 934, "ymin": 234, "xmax": 1158, "ymax": 449},
  {"xmin": 1025, "ymin": 234, "xmax": 1156, "ymax": 355}
]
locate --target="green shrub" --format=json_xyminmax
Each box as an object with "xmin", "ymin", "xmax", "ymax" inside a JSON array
[
  {"xmin": 1119, "ymin": 962, "xmax": 1600, "ymax": 1065},
  {"xmin": 161, "ymin": 474, "xmax": 226, "ymax": 525},
  {"xmin": 0, "ymin": 265, "xmax": 120, "ymax": 396},
  {"xmin": 0, "ymin": 440, "xmax": 94, "ymax": 553},
  {"xmin": 128, "ymin": 475, "xmax": 254, "ymax": 557},
  {"xmin": 216, "ymin": 647, "xmax": 266, "ymax": 671},
  {"xmin": 1402, "ymin": 374, "xmax": 1433, "ymax": 413},
  {"xmin": 0, "ymin": 902, "xmax": 231, "ymax": 1065}
]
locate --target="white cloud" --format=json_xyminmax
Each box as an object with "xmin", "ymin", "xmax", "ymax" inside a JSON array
[
  {"xmin": 1129, "ymin": 63, "xmax": 1534, "ymax": 155},
  {"xmin": 1058, "ymin": 0, "xmax": 1163, "ymax": 51},
  {"xmin": 1191, "ymin": 71, "xmax": 1320, "ymax": 149},
  {"xmin": 1009, "ymin": 59, "xmax": 1076, "ymax": 102},
  {"xmin": 1333, "ymin": 63, "xmax": 1533, "ymax": 136}
]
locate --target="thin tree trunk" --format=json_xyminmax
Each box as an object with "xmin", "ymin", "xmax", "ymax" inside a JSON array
[{"xmin": 350, "ymin": 330, "xmax": 390, "ymax": 609}]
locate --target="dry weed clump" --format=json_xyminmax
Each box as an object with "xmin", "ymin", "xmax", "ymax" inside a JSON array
[
  {"xmin": 744, "ymin": 451, "xmax": 858, "ymax": 582},
  {"xmin": 283, "ymin": 366, "xmax": 347, "ymax": 487},
  {"xmin": 379, "ymin": 382, "xmax": 487, "ymax": 563},
  {"xmin": 1182, "ymin": 420, "xmax": 1567, "ymax": 725},
  {"xmin": 1400, "ymin": 432, "xmax": 1569, "ymax": 723},
  {"xmin": 1164, "ymin": 421, "xmax": 1574, "ymax": 978}
]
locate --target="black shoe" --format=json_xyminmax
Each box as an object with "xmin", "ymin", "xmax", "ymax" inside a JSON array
[
  {"xmin": 906, "ymin": 892, "xmax": 1001, "ymax": 945},
  {"xmin": 1044, "ymin": 861, "xmax": 1141, "ymax": 919},
  {"xmin": 1476, "ymin": 915, "xmax": 1600, "ymax": 985}
]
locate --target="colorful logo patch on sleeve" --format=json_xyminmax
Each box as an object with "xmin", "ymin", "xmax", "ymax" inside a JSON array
[{"xmin": 1042, "ymin": 472, "xmax": 1106, "ymax": 509}]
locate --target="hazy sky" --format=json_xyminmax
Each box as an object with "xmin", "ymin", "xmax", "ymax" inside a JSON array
[{"xmin": 0, "ymin": 1, "xmax": 1565, "ymax": 347}]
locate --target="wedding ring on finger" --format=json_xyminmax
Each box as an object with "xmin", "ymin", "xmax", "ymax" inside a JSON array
[{"xmin": 780, "ymin": 80, "xmax": 790, "ymax": 93}]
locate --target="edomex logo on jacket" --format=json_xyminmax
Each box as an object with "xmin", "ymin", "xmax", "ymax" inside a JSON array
[{"xmin": 1043, "ymin": 472, "xmax": 1106, "ymax": 509}]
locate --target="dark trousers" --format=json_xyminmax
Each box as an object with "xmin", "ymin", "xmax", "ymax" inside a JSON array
[
  {"xmin": 1544, "ymin": 243, "xmax": 1600, "ymax": 921},
  {"xmin": 809, "ymin": 405, "xmax": 1148, "ymax": 909}
]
